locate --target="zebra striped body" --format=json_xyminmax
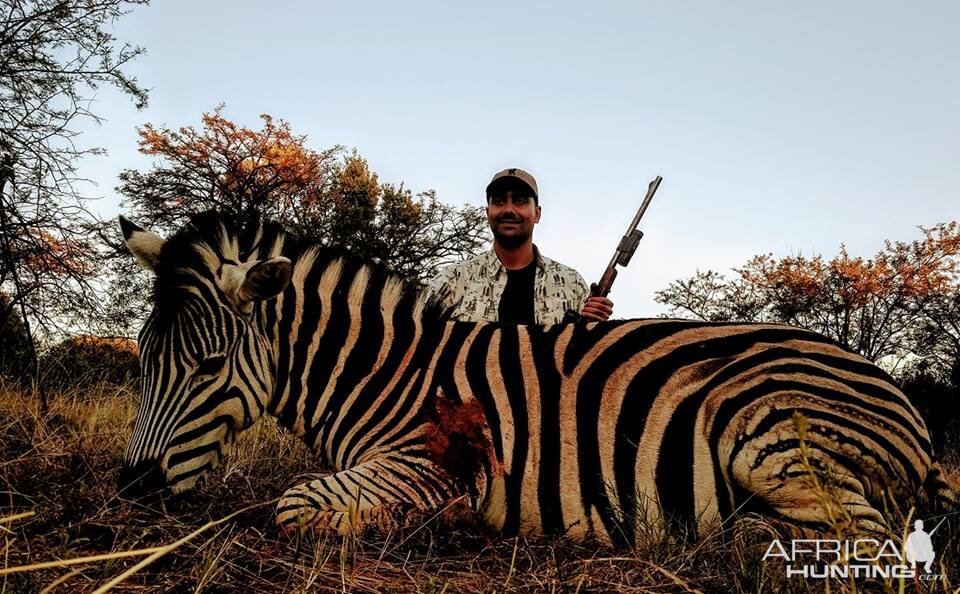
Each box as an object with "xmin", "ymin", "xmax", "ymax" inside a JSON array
[{"xmin": 119, "ymin": 213, "xmax": 941, "ymax": 545}]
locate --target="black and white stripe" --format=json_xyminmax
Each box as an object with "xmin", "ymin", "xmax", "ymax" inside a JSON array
[{"xmin": 119, "ymin": 212, "xmax": 949, "ymax": 544}]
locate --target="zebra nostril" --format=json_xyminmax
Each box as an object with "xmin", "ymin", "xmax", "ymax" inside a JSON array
[{"xmin": 117, "ymin": 462, "xmax": 167, "ymax": 499}]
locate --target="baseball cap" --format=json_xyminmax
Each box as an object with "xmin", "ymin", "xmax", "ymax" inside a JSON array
[{"xmin": 486, "ymin": 167, "xmax": 538, "ymax": 200}]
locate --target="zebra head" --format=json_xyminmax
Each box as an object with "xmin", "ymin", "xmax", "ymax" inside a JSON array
[{"xmin": 117, "ymin": 214, "xmax": 292, "ymax": 498}]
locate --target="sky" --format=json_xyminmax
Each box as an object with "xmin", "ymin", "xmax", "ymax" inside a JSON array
[{"xmin": 79, "ymin": 0, "xmax": 959, "ymax": 318}]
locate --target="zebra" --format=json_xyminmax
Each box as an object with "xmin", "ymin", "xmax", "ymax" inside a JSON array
[{"xmin": 118, "ymin": 211, "xmax": 953, "ymax": 545}]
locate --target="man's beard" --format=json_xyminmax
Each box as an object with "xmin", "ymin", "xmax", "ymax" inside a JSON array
[{"xmin": 492, "ymin": 218, "xmax": 531, "ymax": 247}]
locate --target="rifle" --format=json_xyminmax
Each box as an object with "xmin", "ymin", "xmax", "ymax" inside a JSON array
[
  {"xmin": 563, "ymin": 175, "xmax": 663, "ymax": 323},
  {"xmin": 929, "ymin": 517, "xmax": 946, "ymax": 536}
]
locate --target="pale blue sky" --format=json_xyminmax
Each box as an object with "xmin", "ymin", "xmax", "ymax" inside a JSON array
[{"xmin": 80, "ymin": 0, "xmax": 958, "ymax": 318}]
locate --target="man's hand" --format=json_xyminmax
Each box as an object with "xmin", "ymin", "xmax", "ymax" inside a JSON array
[{"xmin": 580, "ymin": 293, "xmax": 614, "ymax": 321}]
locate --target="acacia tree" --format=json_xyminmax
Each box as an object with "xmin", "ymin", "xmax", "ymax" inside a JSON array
[
  {"xmin": 913, "ymin": 291, "xmax": 960, "ymax": 383},
  {"xmin": 907, "ymin": 222, "xmax": 960, "ymax": 382},
  {"xmin": 106, "ymin": 107, "xmax": 488, "ymax": 334},
  {"xmin": 0, "ymin": 0, "xmax": 149, "ymax": 401},
  {"xmin": 649, "ymin": 269, "xmax": 768, "ymax": 323},
  {"xmin": 656, "ymin": 222, "xmax": 960, "ymax": 371},
  {"xmin": 116, "ymin": 109, "xmax": 340, "ymax": 232}
]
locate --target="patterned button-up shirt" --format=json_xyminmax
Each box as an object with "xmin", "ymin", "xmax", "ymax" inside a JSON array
[{"xmin": 425, "ymin": 246, "xmax": 589, "ymax": 324}]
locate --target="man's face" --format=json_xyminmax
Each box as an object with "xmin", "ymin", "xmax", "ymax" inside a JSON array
[{"xmin": 486, "ymin": 189, "xmax": 541, "ymax": 248}]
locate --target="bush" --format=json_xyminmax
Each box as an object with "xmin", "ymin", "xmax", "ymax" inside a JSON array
[
  {"xmin": 39, "ymin": 335, "xmax": 139, "ymax": 389},
  {"xmin": 901, "ymin": 362, "xmax": 960, "ymax": 461}
]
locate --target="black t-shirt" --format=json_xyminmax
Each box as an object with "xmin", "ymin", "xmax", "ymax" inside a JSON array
[{"xmin": 498, "ymin": 260, "xmax": 537, "ymax": 324}]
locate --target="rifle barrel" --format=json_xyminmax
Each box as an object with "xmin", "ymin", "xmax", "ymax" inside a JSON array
[
  {"xmin": 630, "ymin": 175, "xmax": 662, "ymax": 232},
  {"xmin": 596, "ymin": 175, "xmax": 663, "ymax": 294}
]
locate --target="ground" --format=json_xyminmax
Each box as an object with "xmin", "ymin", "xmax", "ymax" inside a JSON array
[{"xmin": 1, "ymin": 381, "xmax": 958, "ymax": 593}]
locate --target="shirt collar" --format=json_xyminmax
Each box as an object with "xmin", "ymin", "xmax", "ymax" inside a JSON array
[{"xmin": 485, "ymin": 244, "xmax": 547, "ymax": 277}]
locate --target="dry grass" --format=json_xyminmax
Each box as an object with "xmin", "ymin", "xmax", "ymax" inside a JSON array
[{"xmin": 1, "ymin": 381, "xmax": 958, "ymax": 593}]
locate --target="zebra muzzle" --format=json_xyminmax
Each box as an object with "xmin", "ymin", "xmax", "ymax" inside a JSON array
[{"xmin": 117, "ymin": 461, "xmax": 167, "ymax": 500}]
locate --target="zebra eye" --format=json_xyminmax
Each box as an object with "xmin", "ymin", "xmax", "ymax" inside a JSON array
[{"xmin": 194, "ymin": 355, "xmax": 227, "ymax": 377}]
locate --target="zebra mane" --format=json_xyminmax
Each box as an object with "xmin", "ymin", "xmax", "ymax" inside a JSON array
[{"xmin": 150, "ymin": 210, "xmax": 451, "ymax": 323}]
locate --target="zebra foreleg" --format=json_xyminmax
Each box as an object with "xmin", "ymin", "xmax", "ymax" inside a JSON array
[{"xmin": 276, "ymin": 455, "xmax": 456, "ymax": 535}]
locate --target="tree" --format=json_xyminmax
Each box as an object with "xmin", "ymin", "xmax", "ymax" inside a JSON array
[
  {"xmin": 117, "ymin": 108, "xmax": 339, "ymax": 232},
  {"xmin": 656, "ymin": 222, "xmax": 960, "ymax": 370},
  {"xmin": 118, "ymin": 107, "xmax": 488, "ymax": 274},
  {"xmin": 913, "ymin": 292, "xmax": 960, "ymax": 384},
  {"xmin": 1, "ymin": 0, "xmax": 149, "ymax": 404},
  {"xmin": 906, "ymin": 222, "xmax": 960, "ymax": 382},
  {"xmin": 106, "ymin": 107, "xmax": 488, "ymax": 334},
  {"xmin": 0, "ymin": 291, "xmax": 30, "ymax": 380},
  {"xmin": 650, "ymin": 269, "xmax": 768, "ymax": 323}
]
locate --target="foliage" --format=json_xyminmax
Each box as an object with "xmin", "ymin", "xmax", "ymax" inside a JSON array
[
  {"xmin": 0, "ymin": 0, "xmax": 149, "ymax": 341},
  {"xmin": 119, "ymin": 109, "xmax": 340, "ymax": 230},
  {"xmin": 900, "ymin": 361, "xmax": 960, "ymax": 460},
  {"xmin": 656, "ymin": 222, "xmax": 960, "ymax": 371},
  {"xmin": 116, "ymin": 106, "xmax": 488, "ymax": 275},
  {"xmin": 39, "ymin": 334, "xmax": 139, "ymax": 389},
  {"xmin": 912, "ymin": 275, "xmax": 960, "ymax": 384},
  {"xmin": 106, "ymin": 107, "xmax": 488, "ymax": 335}
]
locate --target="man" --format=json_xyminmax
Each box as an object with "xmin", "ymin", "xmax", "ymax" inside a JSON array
[{"xmin": 426, "ymin": 167, "xmax": 614, "ymax": 324}]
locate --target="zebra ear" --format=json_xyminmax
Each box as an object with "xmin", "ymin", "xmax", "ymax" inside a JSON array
[
  {"xmin": 237, "ymin": 257, "xmax": 292, "ymax": 303},
  {"xmin": 119, "ymin": 215, "xmax": 165, "ymax": 272}
]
